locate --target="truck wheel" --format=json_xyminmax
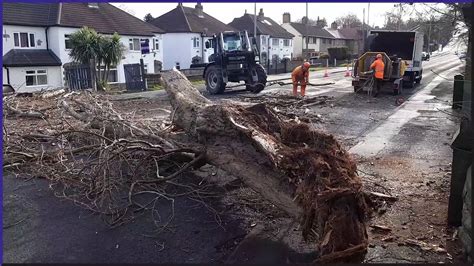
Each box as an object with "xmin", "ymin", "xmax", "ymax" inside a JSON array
[
  {"xmin": 393, "ymin": 80, "xmax": 403, "ymax": 95},
  {"xmin": 205, "ymin": 65, "xmax": 226, "ymax": 94},
  {"xmin": 247, "ymin": 64, "xmax": 267, "ymax": 93},
  {"xmin": 415, "ymin": 76, "xmax": 422, "ymax": 84},
  {"xmin": 404, "ymin": 73, "xmax": 415, "ymax": 89}
]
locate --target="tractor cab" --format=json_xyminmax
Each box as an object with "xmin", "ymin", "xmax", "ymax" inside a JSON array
[{"xmin": 203, "ymin": 31, "xmax": 267, "ymax": 95}]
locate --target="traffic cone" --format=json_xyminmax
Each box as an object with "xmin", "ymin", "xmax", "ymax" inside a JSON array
[
  {"xmin": 324, "ymin": 68, "xmax": 329, "ymax": 78},
  {"xmin": 345, "ymin": 67, "xmax": 351, "ymax": 77}
]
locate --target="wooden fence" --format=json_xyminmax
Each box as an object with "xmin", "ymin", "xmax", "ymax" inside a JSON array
[{"xmin": 64, "ymin": 63, "xmax": 93, "ymax": 91}]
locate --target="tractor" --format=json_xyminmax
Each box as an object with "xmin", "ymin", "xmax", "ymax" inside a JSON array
[{"xmin": 202, "ymin": 31, "xmax": 267, "ymax": 94}]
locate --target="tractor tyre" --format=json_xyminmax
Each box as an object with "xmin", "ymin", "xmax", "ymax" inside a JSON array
[
  {"xmin": 247, "ymin": 64, "xmax": 267, "ymax": 93},
  {"xmin": 205, "ymin": 65, "xmax": 226, "ymax": 95}
]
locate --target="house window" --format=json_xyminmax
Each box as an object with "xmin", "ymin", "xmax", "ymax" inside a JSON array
[
  {"xmin": 65, "ymin": 34, "xmax": 72, "ymax": 49},
  {"xmin": 97, "ymin": 66, "xmax": 118, "ymax": 83},
  {"xmin": 14, "ymin": 32, "xmax": 35, "ymax": 48},
  {"xmin": 25, "ymin": 70, "xmax": 47, "ymax": 86},
  {"xmin": 29, "ymin": 34, "xmax": 35, "ymax": 47},
  {"xmin": 192, "ymin": 37, "xmax": 200, "ymax": 48},
  {"xmin": 272, "ymin": 38, "xmax": 279, "ymax": 46},
  {"xmin": 206, "ymin": 39, "xmax": 215, "ymax": 49},
  {"xmin": 129, "ymin": 38, "xmax": 145, "ymax": 51},
  {"xmin": 153, "ymin": 38, "xmax": 160, "ymax": 51},
  {"xmin": 322, "ymin": 39, "xmax": 327, "ymax": 44},
  {"xmin": 283, "ymin": 39, "xmax": 290, "ymax": 47},
  {"xmin": 261, "ymin": 36, "xmax": 267, "ymax": 46},
  {"xmin": 108, "ymin": 68, "xmax": 118, "ymax": 83}
]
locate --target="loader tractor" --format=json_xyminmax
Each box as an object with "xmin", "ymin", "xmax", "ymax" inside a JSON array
[{"xmin": 202, "ymin": 31, "xmax": 267, "ymax": 94}]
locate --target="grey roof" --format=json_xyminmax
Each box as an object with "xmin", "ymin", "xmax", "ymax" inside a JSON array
[
  {"xmin": 2, "ymin": 3, "xmax": 164, "ymax": 36},
  {"xmin": 2, "ymin": 3, "xmax": 59, "ymax": 26},
  {"xmin": 228, "ymin": 14, "xmax": 294, "ymax": 39},
  {"xmin": 3, "ymin": 49, "xmax": 62, "ymax": 67},
  {"xmin": 149, "ymin": 4, "xmax": 235, "ymax": 36},
  {"xmin": 289, "ymin": 22, "xmax": 334, "ymax": 39}
]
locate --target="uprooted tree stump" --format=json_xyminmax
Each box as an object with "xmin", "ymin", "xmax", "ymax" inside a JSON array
[{"xmin": 161, "ymin": 70, "xmax": 368, "ymax": 263}]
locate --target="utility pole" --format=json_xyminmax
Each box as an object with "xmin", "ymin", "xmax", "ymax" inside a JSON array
[
  {"xmin": 395, "ymin": 3, "xmax": 403, "ymax": 30},
  {"xmin": 305, "ymin": 2, "xmax": 308, "ymax": 59},
  {"xmin": 363, "ymin": 8, "xmax": 366, "ymax": 52},
  {"xmin": 254, "ymin": 3, "xmax": 257, "ymax": 42},
  {"xmin": 367, "ymin": 3, "xmax": 370, "ymax": 29},
  {"xmin": 427, "ymin": 16, "xmax": 432, "ymax": 54}
]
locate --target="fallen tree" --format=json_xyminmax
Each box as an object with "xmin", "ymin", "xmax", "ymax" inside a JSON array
[
  {"xmin": 160, "ymin": 70, "xmax": 368, "ymax": 262},
  {"xmin": 3, "ymin": 72, "xmax": 368, "ymax": 262}
]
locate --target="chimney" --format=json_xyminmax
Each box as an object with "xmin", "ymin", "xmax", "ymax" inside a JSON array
[
  {"xmin": 195, "ymin": 2, "xmax": 203, "ymax": 17},
  {"xmin": 283, "ymin": 12, "xmax": 291, "ymax": 23},
  {"xmin": 301, "ymin": 16, "xmax": 308, "ymax": 25},
  {"xmin": 177, "ymin": 2, "xmax": 183, "ymax": 7},
  {"xmin": 331, "ymin": 21, "xmax": 338, "ymax": 30},
  {"xmin": 258, "ymin": 8, "xmax": 264, "ymax": 21}
]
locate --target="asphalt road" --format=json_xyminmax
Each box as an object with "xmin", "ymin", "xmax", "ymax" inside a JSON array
[{"xmin": 3, "ymin": 49, "xmax": 467, "ymax": 263}]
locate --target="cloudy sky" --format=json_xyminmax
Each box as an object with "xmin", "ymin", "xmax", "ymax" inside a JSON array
[{"xmin": 111, "ymin": 2, "xmax": 410, "ymax": 28}]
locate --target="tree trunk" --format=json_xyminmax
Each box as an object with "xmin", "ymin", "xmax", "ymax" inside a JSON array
[
  {"xmin": 160, "ymin": 70, "xmax": 368, "ymax": 263},
  {"xmin": 96, "ymin": 62, "xmax": 102, "ymax": 90}
]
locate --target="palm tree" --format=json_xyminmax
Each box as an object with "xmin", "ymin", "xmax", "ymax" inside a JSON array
[
  {"xmin": 101, "ymin": 33, "xmax": 124, "ymax": 85},
  {"xmin": 68, "ymin": 27, "xmax": 125, "ymax": 90}
]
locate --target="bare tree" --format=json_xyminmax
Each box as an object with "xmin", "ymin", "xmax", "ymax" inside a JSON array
[{"xmin": 335, "ymin": 13, "xmax": 362, "ymax": 28}]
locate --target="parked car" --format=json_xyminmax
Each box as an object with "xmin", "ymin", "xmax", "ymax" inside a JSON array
[
  {"xmin": 422, "ymin": 51, "xmax": 430, "ymax": 61},
  {"xmin": 309, "ymin": 57, "xmax": 322, "ymax": 66}
]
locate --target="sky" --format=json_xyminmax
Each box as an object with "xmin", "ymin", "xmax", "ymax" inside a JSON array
[{"xmin": 111, "ymin": 2, "xmax": 404, "ymax": 28}]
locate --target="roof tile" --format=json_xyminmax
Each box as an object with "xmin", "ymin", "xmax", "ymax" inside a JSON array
[
  {"xmin": 3, "ymin": 3, "xmax": 164, "ymax": 36},
  {"xmin": 228, "ymin": 14, "xmax": 294, "ymax": 39},
  {"xmin": 3, "ymin": 49, "xmax": 62, "ymax": 67},
  {"xmin": 150, "ymin": 5, "xmax": 234, "ymax": 36},
  {"xmin": 289, "ymin": 23, "xmax": 334, "ymax": 39}
]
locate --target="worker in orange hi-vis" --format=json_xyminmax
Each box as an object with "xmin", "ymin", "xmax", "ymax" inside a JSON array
[
  {"xmin": 370, "ymin": 53, "xmax": 385, "ymax": 97},
  {"xmin": 291, "ymin": 61, "xmax": 311, "ymax": 97}
]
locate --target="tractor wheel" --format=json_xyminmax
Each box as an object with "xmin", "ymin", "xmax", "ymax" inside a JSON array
[
  {"xmin": 247, "ymin": 64, "xmax": 267, "ymax": 93},
  {"xmin": 205, "ymin": 65, "xmax": 226, "ymax": 94}
]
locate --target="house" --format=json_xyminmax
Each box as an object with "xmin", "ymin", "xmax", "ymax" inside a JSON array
[
  {"xmin": 326, "ymin": 21, "xmax": 364, "ymax": 57},
  {"xmin": 149, "ymin": 3, "xmax": 235, "ymax": 70},
  {"xmin": 228, "ymin": 9, "xmax": 294, "ymax": 64},
  {"xmin": 281, "ymin": 13, "xmax": 335, "ymax": 58},
  {"xmin": 2, "ymin": 2, "xmax": 164, "ymax": 92}
]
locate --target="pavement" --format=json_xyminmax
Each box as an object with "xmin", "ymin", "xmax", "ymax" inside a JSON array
[{"xmin": 3, "ymin": 50, "xmax": 468, "ymax": 263}]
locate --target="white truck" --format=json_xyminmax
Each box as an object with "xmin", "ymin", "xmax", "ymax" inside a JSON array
[{"xmin": 366, "ymin": 30, "xmax": 424, "ymax": 88}]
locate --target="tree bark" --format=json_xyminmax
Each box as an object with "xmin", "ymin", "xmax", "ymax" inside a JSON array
[{"xmin": 160, "ymin": 70, "xmax": 368, "ymax": 262}]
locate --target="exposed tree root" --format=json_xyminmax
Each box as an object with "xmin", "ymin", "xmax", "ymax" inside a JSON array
[{"xmin": 160, "ymin": 70, "xmax": 368, "ymax": 262}]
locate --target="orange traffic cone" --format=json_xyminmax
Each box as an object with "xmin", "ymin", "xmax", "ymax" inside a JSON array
[
  {"xmin": 345, "ymin": 70, "xmax": 351, "ymax": 77},
  {"xmin": 324, "ymin": 68, "xmax": 329, "ymax": 78}
]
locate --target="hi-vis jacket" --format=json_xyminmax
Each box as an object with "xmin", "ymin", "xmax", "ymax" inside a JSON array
[{"xmin": 370, "ymin": 59, "xmax": 385, "ymax": 79}]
